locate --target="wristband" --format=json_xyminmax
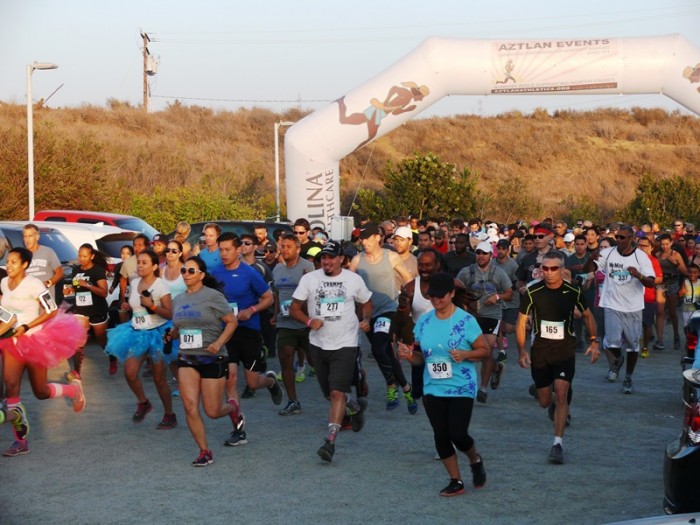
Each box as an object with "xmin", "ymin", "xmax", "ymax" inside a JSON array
[
  {"xmin": 306, "ymin": 318, "xmax": 312, "ymax": 328},
  {"xmin": 251, "ymin": 305, "xmax": 257, "ymax": 313},
  {"xmin": 20, "ymin": 324, "xmax": 30, "ymax": 333}
]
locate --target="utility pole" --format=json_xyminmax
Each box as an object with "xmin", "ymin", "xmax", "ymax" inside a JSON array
[{"xmin": 141, "ymin": 32, "xmax": 150, "ymax": 112}]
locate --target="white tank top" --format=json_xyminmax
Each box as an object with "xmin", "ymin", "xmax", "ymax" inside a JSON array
[{"xmin": 411, "ymin": 276, "xmax": 434, "ymax": 320}]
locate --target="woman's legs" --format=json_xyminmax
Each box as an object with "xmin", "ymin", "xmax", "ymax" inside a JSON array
[
  {"xmin": 124, "ymin": 355, "xmax": 148, "ymax": 403},
  {"xmin": 151, "ymin": 359, "xmax": 173, "ymax": 415}
]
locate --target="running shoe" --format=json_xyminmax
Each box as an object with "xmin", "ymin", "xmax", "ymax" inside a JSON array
[
  {"xmin": 439, "ymin": 479, "xmax": 465, "ymax": 497},
  {"xmin": 157, "ymin": 413, "xmax": 177, "ymax": 430},
  {"xmin": 674, "ymin": 337, "xmax": 681, "ymax": 350},
  {"xmin": 2, "ymin": 440, "xmax": 29, "ymax": 457},
  {"xmin": 386, "ymin": 385, "xmax": 399, "ymax": 410},
  {"xmin": 132, "ymin": 399, "xmax": 152, "ymax": 422},
  {"xmin": 224, "ymin": 428, "xmax": 248, "ymax": 447},
  {"xmin": 640, "ymin": 347, "xmax": 649, "ymax": 359},
  {"xmin": 653, "ymin": 342, "xmax": 665, "ymax": 351},
  {"xmin": 470, "ymin": 456, "xmax": 486, "ymax": 488},
  {"xmin": 403, "ymin": 385, "xmax": 418, "ymax": 415},
  {"xmin": 10, "ymin": 403, "xmax": 29, "ymax": 441},
  {"xmin": 490, "ymin": 362, "xmax": 504, "ymax": 390},
  {"xmin": 266, "ymin": 370, "xmax": 283, "ymax": 405},
  {"xmin": 358, "ymin": 368, "xmax": 368, "ymax": 398},
  {"xmin": 317, "ymin": 439, "xmax": 335, "ymax": 463},
  {"xmin": 476, "ymin": 388, "xmax": 488, "ymax": 404},
  {"xmin": 549, "ymin": 444, "xmax": 564, "ymax": 464},
  {"xmin": 279, "ymin": 400, "xmax": 302, "ymax": 416},
  {"xmin": 64, "ymin": 370, "xmax": 81, "ymax": 383},
  {"xmin": 192, "ymin": 449, "xmax": 213, "ymax": 467},
  {"xmin": 528, "ymin": 383, "xmax": 538, "ymax": 399},
  {"xmin": 241, "ymin": 386, "xmax": 255, "ymax": 398},
  {"xmin": 108, "ymin": 359, "xmax": 118, "ymax": 376},
  {"xmin": 350, "ymin": 398, "xmax": 368, "ymax": 432},
  {"xmin": 171, "ymin": 388, "xmax": 180, "ymax": 398},
  {"xmin": 340, "ymin": 415, "xmax": 352, "ymax": 431},
  {"xmin": 308, "ymin": 367, "xmax": 316, "ymax": 377},
  {"xmin": 70, "ymin": 378, "xmax": 86, "ymax": 413},
  {"xmin": 495, "ymin": 350, "xmax": 508, "ymax": 363},
  {"xmin": 607, "ymin": 356, "xmax": 625, "ymax": 383},
  {"xmin": 501, "ymin": 337, "xmax": 508, "ymax": 349},
  {"xmin": 623, "ymin": 376, "xmax": 634, "ymax": 394},
  {"xmin": 295, "ymin": 364, "xmax": 306, "ymax": 383}
]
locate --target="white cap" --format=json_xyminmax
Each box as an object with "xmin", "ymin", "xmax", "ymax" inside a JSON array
[
  {"xmin": 475, "ymin": 241, "xmax": 493, "ymax": 254},
  {"xmin": 564, "ymin": 233, "xmax": 575, "ymax": 242},
  {"xmin": 393, "ymin": 226, "xmax": 413, "ymax": 240}
]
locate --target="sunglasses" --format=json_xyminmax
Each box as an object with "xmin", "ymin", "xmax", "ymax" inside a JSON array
[
  {"xmin": 615, "ymin": 235, "xmax": 630, "ymax": 240},
  {"xmin": 540, "ymin": 265, "xmax": 560, "ymax": 272},
  {"xmin": 264, "ymin": 249, "xmax": 276, "ymax": 253},
  {"xmin": 293, "ymin": 231, "xmax": 307, "ymax": 235},
  {"xmin": 165, "ymin": 249, "xmax": 180, "ymax": 254},
  {"xmin": 674, "ymin": 223, "xmax": 683, "ymax": 227},
  {"xmin": 534, "ymin": 234, "xmax": 548, "ymax": 239},
  {"xmin": 241, "ymin": 241, "xmax": 254, "ymax": 246},
  {"xmin": 180, "ymin": 267, "xmax": 203, "ymax": 275}
]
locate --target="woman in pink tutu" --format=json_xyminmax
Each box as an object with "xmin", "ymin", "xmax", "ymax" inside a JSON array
[
  {"xmin": 105, "ymin": 250, "xmax": 176, "ymax": 429},
  {"xmin": 0, "ymin": 247, "xmax": 87, "ymax": 457}
]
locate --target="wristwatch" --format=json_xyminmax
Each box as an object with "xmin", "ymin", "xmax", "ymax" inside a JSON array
[{"xmin": 589, "ymin": 336, "xmax": 600, "ymax": 344}]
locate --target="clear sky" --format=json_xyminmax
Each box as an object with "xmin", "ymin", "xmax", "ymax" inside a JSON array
[{"xmin": 1, "ymin": 0, "xmax": 698, "ymax": 117}]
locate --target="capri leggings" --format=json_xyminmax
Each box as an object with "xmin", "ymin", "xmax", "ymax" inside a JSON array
[{"xmin": 424, "ymin": 395, "xmax": 475, "ymax": 459}]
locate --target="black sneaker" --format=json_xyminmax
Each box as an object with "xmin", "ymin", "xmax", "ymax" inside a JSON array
[
  {"xmin": 317, "ymin": 439, "xmax": 335, "ymax": 463},
  {"xmin": 350, "ymin": 398, "xmax": 368, "ymax": 433},
  {"xmin": 549, "ymin": 443, "xmax": 564, "ymax": 464},
  {"xmin": 192, "ymin": 449, "xmax": 213, "ymax": 467},
  {"xmin": 265, "ymin": 371, "xmax": 283, "ymax": 405},
  {"xmin": 476, "ymin": 389, "xmax": 487, "ymax": 404},
  {"xmin": 241, "ymin": 386, "xmax": 255, "ymax": 399},
  {"xmin": 490, "ymin": 362, "xmax": 504, "ymax": 390},
  {"xmin": 495, "ymin": 350, "xmax": 507, "ymax": 363},
  {"xmin": 470, "ymin": 456, "xmax": 486, "ymax": 488},
  {"xmin": 224, "ymin": 428, "xmax": 248, "ymax": 447},
  {"xmin": 528, "ymin": 383, "xmax": 538, "ymax": 399},
  {"xmin": 439, "ymin": 479, "xmax": 465, "ymax": 497},
  {"xmin": 132, "ymin": 400, "xmax": 152, "ymax": 423}
]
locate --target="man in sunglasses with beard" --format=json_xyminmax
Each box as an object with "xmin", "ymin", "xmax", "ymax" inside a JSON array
[{"xmin": 517, "ymin": 251, "xmax": 601, "ymax": 465}]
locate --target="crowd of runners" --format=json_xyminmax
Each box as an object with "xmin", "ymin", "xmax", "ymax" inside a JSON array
[{"xmin": 0, "ymin": 215, "xmax": 698, "ymax": 497}]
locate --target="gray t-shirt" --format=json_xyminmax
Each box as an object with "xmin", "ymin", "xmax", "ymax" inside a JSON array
[
  {"xmin": 273, "ymin": 258, "xmax": 314, "ymax": 329},
  {"xmin": 26, "ymin": 245, "xmax": 61, "ymax": 300},
  {"xmin": 456, "ymin": 263, "xmax": 513, "ymax": 320},
  {"xmin": 172, "ymin": 286, "xmax": 232, "ymax": 357},
  {"xmin": 492, "ymin": 257, "xmax": 520, "ymax": 309}
]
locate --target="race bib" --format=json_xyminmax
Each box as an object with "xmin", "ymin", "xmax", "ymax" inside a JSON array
[
  {"xmin": 541, "ymin": 320, "xmax": 565, "ymax": 340},
  {"xmin": 320, "ymin": 296, "xmax": 344, "ymax": 318},
  {"xmin": 427, "ymin": 361, "xmax": 453, "ymax": 379},
  {"xmin": 179, "ymin": 329, "xmax": 203, "ymax": 350},
  {"xmin": 132, "ymin": 308, "xmax": 156, "ymax": 330},
  {"xmin": 281, "ymin": 300, "xmax": 291, "ymax": 317},
  {"xmin": 373, "ymin": 316, "xmax": 391, "ymax": 333},
  {"xmin": 229, "ymin": 302, "xmax": 239, "ymax": 316},
  {"xmin": 76, "ymin": 291, "xmax": 93, "ymax": 307}
]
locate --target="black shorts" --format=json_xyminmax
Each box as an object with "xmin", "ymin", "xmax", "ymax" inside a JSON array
[
  {"xmin": 643, "ymin": 302, "xmax": 656, "ymax": 328},
  {"xmin": 75, "ymin": 312, "xmax": 109, "ymax": 325},
  {"xmin": 530, "ymin": 354, "xmax": 576, "ymax": 389},
  {"xmin": 276, "ymin": 327, "xmax": 310, "ymax": 353},
  {"xmin": 225, "ymin": 326, "xmax": 265, "ymax": 372},
  {"xmin": 502, "ymin": 308, "xmax": 518, "ymax": 325},
  {"xmin": 308, "ymin": 344, "xmax": 358, "ymax": 397},
  {"xmin": 476, "ymin": 317, "xmax": 500, "ymax": 335},
  {"xmin": 178, "ymin": 355, "xmax": 229, "ymax": 380}
]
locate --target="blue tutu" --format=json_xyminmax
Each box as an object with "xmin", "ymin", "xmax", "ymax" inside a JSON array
[{"xmin": 105, "ymin": 321, "xmax": 176, "ymax": 364}]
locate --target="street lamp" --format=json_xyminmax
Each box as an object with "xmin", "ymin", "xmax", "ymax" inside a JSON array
[
  {"xmin": 274, "ymin": 120, "xmax": 295, "ymax": 222},
  {"xmin": 27, "ymin": 61, "xmax": 58, "ymax": 220}
]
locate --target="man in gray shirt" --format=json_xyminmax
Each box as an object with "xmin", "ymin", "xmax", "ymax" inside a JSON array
[
  {"xmin": 271, "ymin": 234, "xmax": 315, "ymax": 416},
  {"xmin": 23, "ymin": 224, "xmax": 63, "ymax": 301}
]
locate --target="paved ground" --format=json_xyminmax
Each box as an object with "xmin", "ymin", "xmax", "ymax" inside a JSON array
[{"xmin": 0, "ymin": 328, "xmax": 688, "ymax": 524}]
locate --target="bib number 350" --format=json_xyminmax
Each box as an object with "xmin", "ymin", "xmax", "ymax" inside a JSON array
[{"xmin": 428, "ymin": 361, "xmax": 452, "ymax": 379}]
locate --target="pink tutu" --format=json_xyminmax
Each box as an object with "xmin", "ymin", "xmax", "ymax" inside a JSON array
[{"xmin": 0, "ymin": 311, "xmax": 87, "ymax": 368}]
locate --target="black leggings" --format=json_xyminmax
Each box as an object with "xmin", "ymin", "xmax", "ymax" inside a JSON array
[
  {"xmin": 424, "ymin": 395, "xmax": 475, "ymax": 459},
  {"xmin": 366, "ymin": 312, "xmax": 407, "ymax": 387}
]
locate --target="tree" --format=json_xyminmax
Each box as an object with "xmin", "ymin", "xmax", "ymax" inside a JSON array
[
  {"xmin": 621, "ymin": 173, "xmax": 700, "ymax": 227},
  {"xmin": 354, "ymin": 152, "xmax": 480, "ymax": 220}
]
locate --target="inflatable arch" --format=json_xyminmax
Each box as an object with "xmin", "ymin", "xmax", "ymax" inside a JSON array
[{"xmin": 285, "ymin": 34, "xmax": 700, "ymax": 230}]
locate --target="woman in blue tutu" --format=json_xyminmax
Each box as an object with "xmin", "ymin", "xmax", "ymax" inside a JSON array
[{"xmin": 106, "ymin": 250, "xmax": 176, "ymax": 429}]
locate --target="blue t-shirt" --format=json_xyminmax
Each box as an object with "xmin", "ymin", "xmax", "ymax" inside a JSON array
[
  {"xmin": 213, "ymin": 262, "xmax": 270, "ymax": 331},
  {"xmin": 413, "ymin": 308, "xmax": 482, "ymax": 398},
  {"xmin": 199, "ymin": 248, "xmax": 223, "ymax": 273}
]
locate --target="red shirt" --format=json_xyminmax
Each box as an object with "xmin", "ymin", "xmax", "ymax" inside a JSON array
[{"xmin": 645, "ymin": 254, "xmax": 662, "ymax": 304}]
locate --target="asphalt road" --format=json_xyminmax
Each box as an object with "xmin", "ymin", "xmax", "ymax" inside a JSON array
[{"xmin": 0, "ymin": 328, "xmax": 687, "ymax": 525}]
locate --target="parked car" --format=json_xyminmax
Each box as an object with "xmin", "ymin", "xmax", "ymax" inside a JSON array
[
  {"xmin": 34, "ymin": 210, "xmax": 158, "ymax": 239},
  {"xmin": 170, "ymin": 221, "xmax": 293, "ymax": 250},
  {"xmin": 663, "ymin": 359, "xmax": 700, "ymax": 514},
  {"xmin": 10, "ymin": 221, "xmax": 138, "ymax": 306},
  {"xmin": 0, "ymin": 222, "xmax": 79, "ymax": 303}
]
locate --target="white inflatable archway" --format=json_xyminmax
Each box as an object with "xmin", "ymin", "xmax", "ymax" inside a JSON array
[{"xmin": 285, "ymin": 34, "xmax": 700, "ymax": 230}]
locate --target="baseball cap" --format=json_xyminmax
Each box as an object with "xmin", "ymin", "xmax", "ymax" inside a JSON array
[
  {"xmin": 319, "ymin": 240, "xmax": 343, "ymax": 257},
  {"xmin": 563, "ymin": 233, "xmax": 575, "ymax": 242},
  {"xmin": 152, "ymin": 233, "xmax": 168, "ymax": 244},
  {"xmin": 426, "ymin": 272, "xmax": 455, "ymax": 298},
  {"xmin": 263, "ymin": 241, "xmax": 277, "ymax": 252},
  {"xmin": 475, "ymin": 241, "xmax": 493, "ymax": 254},
  {"xmin": 306, "ymin": 246, "xmax": 322, "ymax": 259},
  {"xmin": 359, "ymin": 223, "xmax": 380, "ymax": 239},
  {"xmin": 533, "ymin": 223, "xmax": 553, "ymax": 235},
  {"xmin": 496, "ymin": 239, "xmax": 510, "ymax": 249},
  {"xmin": 393, "ymin": 226, "xmax": 413, "ymax": 239}
]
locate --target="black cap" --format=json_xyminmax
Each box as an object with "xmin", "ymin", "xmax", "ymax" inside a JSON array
[
  {"xmin": 152, "ymin": 233, "xmax": 168, "ymax": 244},
  {"xmin": 359, "ymin": 223, "xmax": 380, "ymax": 239},
  {"xmin": 427, "ymin": 272, "xmax": 455, "ymax": 298},
  {"xmin": 496, "ymin": 239, "xmax": 510, "ymax": 248},
  {"xmin": 320, "ymin": 240, "xmax": 343, "ymax": 257}
]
